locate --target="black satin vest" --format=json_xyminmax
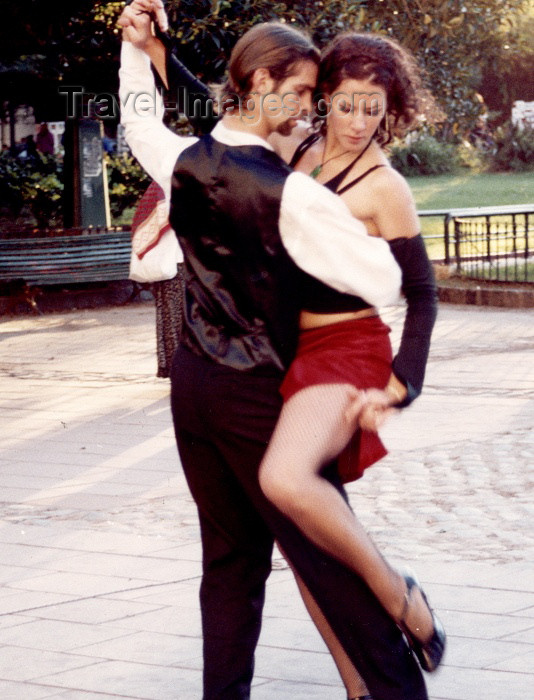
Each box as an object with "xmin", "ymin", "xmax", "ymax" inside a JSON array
[{"xmin": 169, "ymin": 136, "xmax": 302, "ymax": 373}]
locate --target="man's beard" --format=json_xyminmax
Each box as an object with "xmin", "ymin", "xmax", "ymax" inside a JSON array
[{"xmin": 275, "ymin": 118, "xmax": 295, "ymax": 137}]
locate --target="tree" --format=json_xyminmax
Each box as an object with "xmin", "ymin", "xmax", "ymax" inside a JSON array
[
  {"xmin": 163, "ymin": 0, "xmax": 366, "ymax": 81},
  {"xmin": 164, "ymin": 0, "xmax": 531, "ymax": 139},
  {"xmin": 479, "ymin": 1, "xmax": 534, "ymax": 125},
  {"xmin": 0, "ymin": 1, "xmax": 125, "ymax": 123},
  {"xmin": 358, "ymin": 0, "xmax": 531, "ymax": 138},
  {"xmin": 1, "ymin": 0, "xmax": 531, "ymax": 140}
]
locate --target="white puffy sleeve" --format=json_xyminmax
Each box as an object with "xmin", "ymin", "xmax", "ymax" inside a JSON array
[
  {"xmin": 119, "ymin": 41, "xmax": 197, "ymax": 203},
  {"xmin": 280, "ymin": 172, "xmax": 401, "ymax": 308}
]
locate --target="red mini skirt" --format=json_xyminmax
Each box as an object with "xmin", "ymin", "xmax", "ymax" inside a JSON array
[{"xmin": 280, "ymin": 316, "xmax": 393, "ymax": 483}]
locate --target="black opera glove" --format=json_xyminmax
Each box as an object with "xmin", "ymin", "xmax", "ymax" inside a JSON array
[
  {"xmin": 388, "ymin": 234, "xmax": 438, "ymax": 408},
  {"xmin": 152, "ymin": 27, "xmax": 215, "ymax": 135}
]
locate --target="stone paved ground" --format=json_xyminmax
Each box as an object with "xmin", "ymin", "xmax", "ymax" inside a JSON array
[{"xmin": 0, "ymin": 300, "xmax": 533, "ymax": 699}]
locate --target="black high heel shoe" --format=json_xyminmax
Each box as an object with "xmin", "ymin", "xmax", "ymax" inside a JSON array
[{"xmin": 399, "ymin": 572, "xmax": 446, "ymax": 672}]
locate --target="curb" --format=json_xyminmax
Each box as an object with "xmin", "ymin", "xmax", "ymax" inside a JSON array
[
  {"xmin": 2, "ymin": 281, "xmax": 533, "ymax": 315},
  {"xmin": 438, "ymin": 283, "xmax": 534, "ymax": 308},
  {"xmin": 0, "ymin": 281, "xmax": 153, "ymax": 316}
]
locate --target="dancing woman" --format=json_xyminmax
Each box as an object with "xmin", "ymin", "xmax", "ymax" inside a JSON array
[{"xmin": 259, "ymin": 32, "xmax": 444, "ymax": 697}]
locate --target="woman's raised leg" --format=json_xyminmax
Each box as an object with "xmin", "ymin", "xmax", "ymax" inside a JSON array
[{"xmin": 259, "ymin": 383, "xmax": 435, "ymax": 644}]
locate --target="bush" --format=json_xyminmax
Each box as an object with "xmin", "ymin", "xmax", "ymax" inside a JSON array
[
  {"xmin": 491, "ymin": 122, "xmax": 534, "ymax": 172},
  {"xmin": 0, "ymin": 149, "xmax": 150, "ymax": 230},
  {"xmin": 389, "ymin": 134, "xmax": 461, "ymax": 176},
  {"xmin": 455, "ymin": 140, "xmax": 490, "ymax": 173},
  {"xmin": 0, "ymin": 151, "xmax": 63, "ymax": 228},
  {"xmin": 106, "ymin": 153, "xmax": 150, "ymax": 220}
]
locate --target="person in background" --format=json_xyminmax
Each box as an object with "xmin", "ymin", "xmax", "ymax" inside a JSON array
[
  {"xmin": 131, "ymin": 179, "xmax": 185, "ymax": 378},
  {"xmin": 18, "ymin": 135, "xmax": 38, "ymax": 161},
  {"xmin": 36, "ymin": 123, "xmax": 54, "ymax": 156},
  {"xmin": 102, "ymin": 133, "xmax": 117, "ymax": 154}
]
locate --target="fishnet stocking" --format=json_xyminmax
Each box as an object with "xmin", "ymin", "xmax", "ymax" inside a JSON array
[{"xmin": 259, "ymin": 383, "xmax": 431, "ymax": 635}]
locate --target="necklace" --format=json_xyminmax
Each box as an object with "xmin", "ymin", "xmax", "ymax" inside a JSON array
[
  {"xmin": 309, "ymin": 145, "xmax": 352, "ymax": 179},
  {"xmin": 310, "ymin": 139, "xmax": 373, "ymax": 182}
]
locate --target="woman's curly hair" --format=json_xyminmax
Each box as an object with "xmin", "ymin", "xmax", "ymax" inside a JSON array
[{"xmin": 314, "ymin": 32, "xmax": 424, "ymax": 145}]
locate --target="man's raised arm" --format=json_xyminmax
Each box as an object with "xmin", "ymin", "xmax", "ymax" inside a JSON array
[
  {"xmin": 119, "ymin": 0, "xmax": 216, "ymax": 134},
  {"xmin": 118, "ymin": 4, "xmax": 196, "ymax": 198}
]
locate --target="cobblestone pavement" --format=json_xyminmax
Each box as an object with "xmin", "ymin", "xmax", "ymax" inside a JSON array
[{"xmin": 0, "ymin": 301, "xmax": 533, "ymax": 699}]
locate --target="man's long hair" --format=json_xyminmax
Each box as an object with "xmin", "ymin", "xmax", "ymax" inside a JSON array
[{"xmin": 216, "ymin": 22, "xmax": 319, "ymax": 108}]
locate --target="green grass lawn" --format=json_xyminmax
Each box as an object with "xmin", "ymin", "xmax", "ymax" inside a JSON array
[
  {"xmin": 407, "ymin": 171, "xmax": 534, "ymax": 260},
  {"xmin": 408, "ymin": 171, "xmax": 534, "ymax": 211}
]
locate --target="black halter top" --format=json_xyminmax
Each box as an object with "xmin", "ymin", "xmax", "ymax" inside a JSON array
[
  {"xmin": 291, "ymin": 133, "xmax": 385, "ymax": 314},
  {"xmin": 290, "ymin": 132, "xmax": 385, "ymax": 195}
]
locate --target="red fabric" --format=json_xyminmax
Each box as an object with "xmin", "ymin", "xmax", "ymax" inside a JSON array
[
  {"xmin": 131, "ymin": 181, "xmax": 172, "ymax": 259},
  {"xmin": 280, "ymin": 316, "xmax": 393, "ymax": 483}
]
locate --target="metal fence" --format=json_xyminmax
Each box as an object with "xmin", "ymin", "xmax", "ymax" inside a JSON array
[{"xmin": 419, "ymin": 204, "xmax": 534, "ymax": 284}]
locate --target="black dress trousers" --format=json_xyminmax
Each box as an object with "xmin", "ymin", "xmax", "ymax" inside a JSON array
[{"xmin": 171, "ymin": 346, "xmax": 427, "ymax": 700}]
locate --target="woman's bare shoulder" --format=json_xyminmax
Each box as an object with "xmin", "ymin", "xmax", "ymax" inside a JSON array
[
  {"xmin": 367, "ymin": 165, "xmax": 416, "ymax": 208},
  {"xmin": 344, "ymin": 164, "xmax": 419, "ymax": 239},
  {"xmin": 372, "ymin": 163, "xmax": 411, "ymax": 191},
  {"xmin": 374, "ymin": 167, "xmax": 419, "ymax": 239}
]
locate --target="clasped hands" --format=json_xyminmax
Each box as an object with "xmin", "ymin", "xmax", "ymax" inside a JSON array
[
  {"xmin": 118, "ymin": 0, "xmax": 168, "ymax": 46},
  {"xmin": 345, "ymin": 387, "xmax": 400, "ymax": 433}
]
